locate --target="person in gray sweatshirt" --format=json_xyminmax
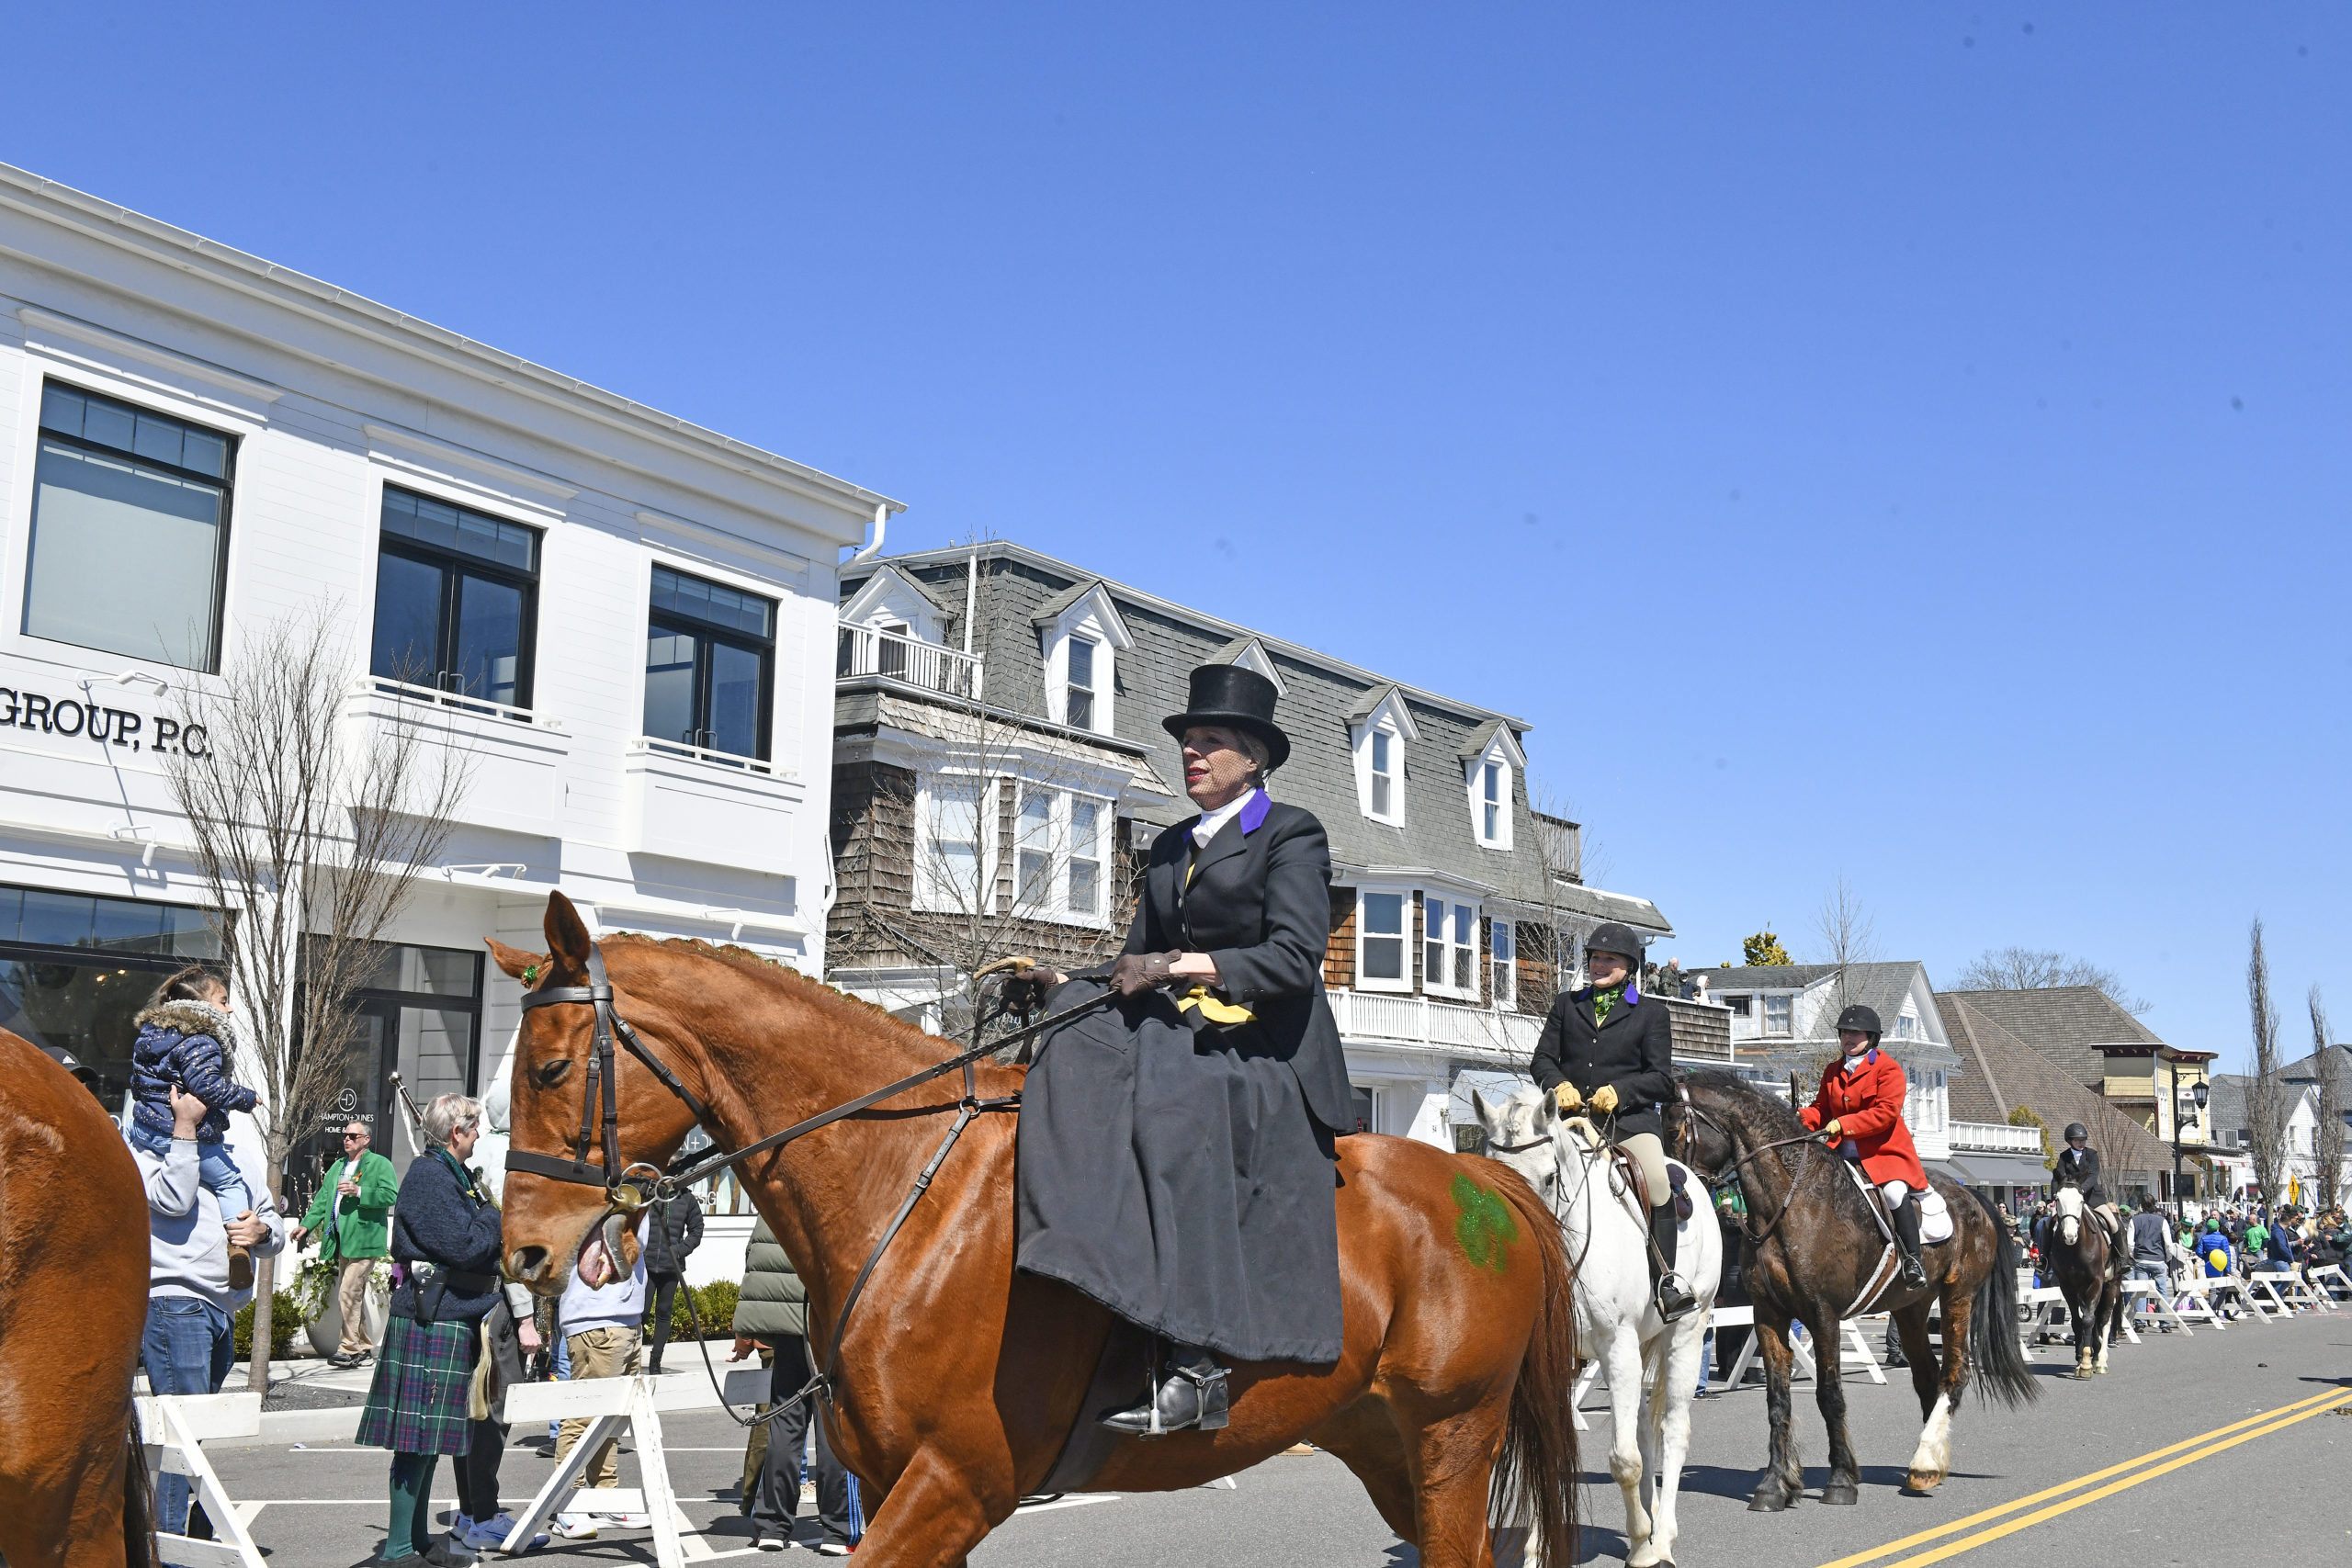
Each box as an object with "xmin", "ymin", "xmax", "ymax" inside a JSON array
[
  {"xmin": 2126, "ymin": 1193, "xmax": 2174, "ymax": 1332},
  {"xmin": 130, "ymin": 1083, "xmax": 286, "ymax": 1534},
  {"xmin": 551, "ymin": 1216, "xmax": 651, "ymax": 1540}
]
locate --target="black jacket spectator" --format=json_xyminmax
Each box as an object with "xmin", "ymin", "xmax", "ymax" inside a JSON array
[
  {"xmin": 644, "ymin": 1191, "xmax": 705, "ymax": 1280},
  {"xmin": 389, "ymin": 1147, "xmax": 504, "ymax": 1324}
]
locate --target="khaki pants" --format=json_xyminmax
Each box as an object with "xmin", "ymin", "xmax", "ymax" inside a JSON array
[
  {"xmin": 335, "ymin": 1258, "xmax": 378, "ymax": 1356},
  {"xmin": 557, "ymin": 1325, "xmax": 642, "ymax": 1493},
  {"xmin": 1620, "ymin": 1132, "xmax": 1671, "ymax": 1209}
]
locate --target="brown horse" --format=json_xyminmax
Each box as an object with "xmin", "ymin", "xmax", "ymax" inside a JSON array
[
  {"xmin": 0, "ymin": 1027, "xmax": 156, "ymax": 1568},
  {"xmin": 2043, "ymin": 1186, "xmax": 2120, "ymax": 1379},
  {"xmin": 1671, "ymin": 1071, "xmax": 2035, "ymax": 1512},
  {"xmin": 492, "ymin": 893, "xmax": 1577, "ymax": 1568}
]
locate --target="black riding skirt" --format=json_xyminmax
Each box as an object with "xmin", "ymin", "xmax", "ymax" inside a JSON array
[{"xmin": 1014, "ymin": 979, "xmax": 1344, "ymax": 1364}]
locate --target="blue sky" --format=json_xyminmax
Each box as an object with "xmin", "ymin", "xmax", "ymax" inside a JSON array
[{"xmin": 6, "ymin": 7, "xmax": 2343, "ymax": 1067}]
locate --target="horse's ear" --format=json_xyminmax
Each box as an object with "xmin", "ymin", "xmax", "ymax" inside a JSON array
[
  {"xmin": 1533, "ymin": 1088, "xmax": 1556, "ymax": 1127},
  {"xmin": 1469, "ymin": 1088, "xmax": 1491, "ymax": 1127},
  {"xmin": 545, "ymin": 892, "xmax": 594, "ymax": 969},
  {"xmin": 486, "ymin": 939, "xmax": 547, "ymax": 980}
]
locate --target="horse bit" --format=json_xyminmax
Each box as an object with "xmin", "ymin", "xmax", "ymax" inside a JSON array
[{"xmin": 510, "ymin": 943, "xmax": 1104, "ymax": 1427}]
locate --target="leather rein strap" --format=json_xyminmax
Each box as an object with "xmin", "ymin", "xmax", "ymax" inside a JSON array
[{"xmin": 510, "ymin": 942, "xmax": 1109, "ymax": 1425}]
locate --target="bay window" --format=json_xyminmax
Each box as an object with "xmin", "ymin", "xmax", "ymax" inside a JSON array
[
  {"xmin": 917, "ymin": 774, "xmax": 987, "ymax": 911},
  {"xmin": 1011, "ymin": 786, "xmax": 1115, "ymax": 924},
  {"xmin": 1490, "ymin": 919, "xmax": 1515, "ymax": 1007},
  {"xmin": 25, "ymin": 383, "xmax": 234, "ymax": 671},
  {"xmin": 1424, "ymin": 896, "xmax": 1477, "ymax": 998}
]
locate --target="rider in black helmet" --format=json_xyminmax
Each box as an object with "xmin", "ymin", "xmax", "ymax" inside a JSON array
[{"xmin": 2053, "ymin": 1122, "xmax": 2121, "ymax": 1240}]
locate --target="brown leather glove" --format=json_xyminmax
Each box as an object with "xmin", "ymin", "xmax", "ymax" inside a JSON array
[
  {"xmin": 1111, "ymin": 950, "xmax": 1183, "ymax": 997},
  {"xmin": 999, "ymin": 970, "xmax": 1058, "ymax": 1016}
]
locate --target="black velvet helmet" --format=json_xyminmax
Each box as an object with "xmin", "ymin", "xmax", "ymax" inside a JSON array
[
  {"xmin": 1584, "ymin": 922, "xmax": 1644, "ymax": 964},
  {"xmin": 2064, "ymin": 1122, "xmax": 2088, "ymax": 1142},
  {"xmin": 1163, "ymin": 664, "xmax": 1289, "ymax": 772},
  {"xmin": 1836, "ymin": 1004, "xmax": 1883, "ymax": 1037}
]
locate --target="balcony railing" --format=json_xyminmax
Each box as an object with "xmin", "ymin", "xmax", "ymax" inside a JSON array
[
  {"xmin": 1329, "ymin": 987, "xmax": 1542, "ymax": 1060},
  {"xmin": 355, "ymin": 675, "xmax": 561, "ymax": 729},
  {"xmin": 1949, "ymin": 1121, "xmax": 2047, "ymax": 1154},
  {"xmin": 836, "ymin": 626, "xmax": 983, "ymax": 701}
]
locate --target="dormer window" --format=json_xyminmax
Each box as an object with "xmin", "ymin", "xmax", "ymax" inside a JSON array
[
  {"xmin": 1461, "ymin": 722, "xmax": 1524, "ymax": 851},
  {"xmin": 1067, "ymin": 636, "xmax": 1098, "ymax": 730},
  {"xmin": 1033, "ymin": 580, "xmax": 1132, "ymax": 737},
  {"xmin": 1349, "ymin": 685, "xmax": 1418, "ymax": 826}
]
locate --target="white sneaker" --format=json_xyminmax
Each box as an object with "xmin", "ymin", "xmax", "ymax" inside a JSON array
[
  {"xmin": 816, "ymin": 1544, "xmax": 853, "ymax": 1557},
  {"xmin": 551, "ymin": 1514, "xmax": 598, "ymax": 1540},
  {"xmin": 610, "ymin": 1513, "xmax": 652, "ymax": 1529}
]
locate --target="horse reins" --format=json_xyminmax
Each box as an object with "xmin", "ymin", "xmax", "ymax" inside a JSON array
[
  {"xmin": 512, "ymin": 942, "xmax": 1114, "ymax": 1427},
  {"xmin": 1671, "ymin": 1089, "xmax": 1832, "ymax": 1251}
]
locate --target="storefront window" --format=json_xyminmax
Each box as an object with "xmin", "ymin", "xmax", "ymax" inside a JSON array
[{"xmin": 0, "ymin": 884, "xmax": 221, "ymax": 1117}]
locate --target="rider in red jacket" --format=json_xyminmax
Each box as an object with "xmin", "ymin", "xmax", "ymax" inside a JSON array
[{"xmin": 1798, "ymin": 1005, "xmax": 1931, "ymax": 1288}]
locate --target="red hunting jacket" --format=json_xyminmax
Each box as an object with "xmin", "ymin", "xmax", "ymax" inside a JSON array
[{"xmin": 1797, "ymin": 1049, "xmax": 1929, "ymax": 1190}]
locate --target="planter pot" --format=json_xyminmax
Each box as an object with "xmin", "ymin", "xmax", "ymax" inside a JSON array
[{"xmin": 305, "ymin": 1271, "xmax": 390, "ymax": 1358}]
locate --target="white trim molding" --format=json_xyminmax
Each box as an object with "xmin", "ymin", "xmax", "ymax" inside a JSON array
[{"xmin": 1350, "ymin": 685, "xmax": 1419, "ymax": 827}]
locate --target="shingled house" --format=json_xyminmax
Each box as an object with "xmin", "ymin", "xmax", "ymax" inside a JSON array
[{"xmin": 827, "ymin": 541, "xmax": 1714, "ymax": 1146}]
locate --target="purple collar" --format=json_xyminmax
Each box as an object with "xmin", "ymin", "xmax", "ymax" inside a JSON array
[{"xmin": 1238, "ymin": 789, "xmax": 1271, "ymax": 833}]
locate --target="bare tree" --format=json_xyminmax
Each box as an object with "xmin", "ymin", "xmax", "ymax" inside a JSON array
[
  {"xmin": 2244, "ymin": 919, "xmax": 2290, "ymax": 1207},
  {"xmin": 164, "ymin": 602, "xmax": 469, "ymax": 1392},
  {"xmin": 2312, "ymin": 986, "xmax": 2345, "ymax": 1213},
  {"xmin": 1810, "ymin": 874, "xmax": 1879, "ymax": 1019},
  {"xmin": 1956, "ymin": 945, "xmax": 2152, "ymax": 1015}
]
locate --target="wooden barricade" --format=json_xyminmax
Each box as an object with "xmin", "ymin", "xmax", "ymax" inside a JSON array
[
  {"xmin": 136, "ymin": 1391, "xmax": 267, "ymax": 1568},
  {"xmin": 495, "ymin": 1368, "xmax": 770, "ymax": 1566}
]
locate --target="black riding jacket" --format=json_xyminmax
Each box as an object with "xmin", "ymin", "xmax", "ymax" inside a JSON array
[
  {"xmin": 1530, "ymin": 987, "xmax": 1676, "ymax": 1141},
  {"xmin": 2054, "ymin": 1145, "xmax": 2107, "ymax": 1207}
]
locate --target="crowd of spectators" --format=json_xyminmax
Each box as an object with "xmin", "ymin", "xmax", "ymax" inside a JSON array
[{"xmin": 1996, "ymin": 1190, "xmax": 2351, "ymax": 1325}]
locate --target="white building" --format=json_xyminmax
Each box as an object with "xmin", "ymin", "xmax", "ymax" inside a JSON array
[{"xmin": 0, "ymin": 164, "xmax": 895, "ymax": 1207}]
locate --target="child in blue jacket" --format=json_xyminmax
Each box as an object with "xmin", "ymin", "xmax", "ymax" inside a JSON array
[{"xmin": 129, "ymin": 966, "xmax": 261, "ymax": 1283}]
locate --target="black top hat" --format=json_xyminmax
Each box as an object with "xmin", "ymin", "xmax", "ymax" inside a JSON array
[{"xmin": 1163, "ymin": 664, "xmax": 1290, "ymax": 772}]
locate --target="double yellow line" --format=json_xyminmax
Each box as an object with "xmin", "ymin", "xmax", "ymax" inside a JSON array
[{"xmin": 1816, "ymin": 1387, "xmax": 2347, "ymax": 1568}]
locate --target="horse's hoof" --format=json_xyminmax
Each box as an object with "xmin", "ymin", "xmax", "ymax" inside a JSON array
[
  {"xmin": 1820, "ymin": 1483, "xmax": 1859, "ymax": 1506},
  {"xmin": 1747, "ymin": 1491, "xmax": 1790, "ymax": 1513},
  {"xmin": 1906, "ymin": 1470, "xmax": 1945, "ymax": 1493}
]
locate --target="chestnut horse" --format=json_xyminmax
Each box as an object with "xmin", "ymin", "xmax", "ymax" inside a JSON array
[
  {"xmin": 2043, "ymin": 1186, "xmax": 2120, "ymax": 1379},
  {"xmin": 1671, "ymin": 1071, "xmax": 2034, "ymax": 1512},
  {"xmin": 492, "ymin": 894, "xmax": 1577, "ymax": 1568},
  {"xmin": 0, "ymin": 1027, "xmax": 156, "ymax": 1568}
]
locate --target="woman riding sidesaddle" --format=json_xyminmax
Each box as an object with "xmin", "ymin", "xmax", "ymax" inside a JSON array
[{"xmin": 1011, "ymin": 665, "xmax": 1351, "ymax": 1435}]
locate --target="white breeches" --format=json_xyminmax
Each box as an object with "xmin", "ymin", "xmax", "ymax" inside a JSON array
[{"xmin": 1880, "ymin": 1179, "xmax": 1911, "ymax": 1207}]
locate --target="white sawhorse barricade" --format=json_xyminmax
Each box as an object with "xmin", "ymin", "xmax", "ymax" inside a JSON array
[
  {"xmin": 2310, "ymin": 1263, "xmax": 2352, "ymax": 1303},
  {"xmin": 2247, "ymin": 1269, "xmax": 2332, "ymax": 1316},
  {"xmin": 495, "ymin": 1368, "xmax": 774, "ymax": 1566},
  {"xmin": 136, "ymin": 1391, "xmax": 266, "ymax": 1568},
  {"xmin": 1697, "ymin": 1303, "xmax": 1883, "ymax": 1408}
]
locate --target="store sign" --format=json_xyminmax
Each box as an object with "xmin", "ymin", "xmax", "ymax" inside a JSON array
[{"xmin": 0, "ymin": 683, "xmax": 208, "ymax": 755}]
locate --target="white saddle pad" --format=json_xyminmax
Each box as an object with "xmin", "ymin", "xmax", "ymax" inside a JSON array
[{"xmin": 1920, "ymin": 1188, "xmax": 1953, "ymax": 1246}]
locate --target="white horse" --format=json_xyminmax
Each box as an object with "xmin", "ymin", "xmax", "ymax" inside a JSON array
[{"xmin": 1474, "ymin": 1086, "xmax": 1722, "ymax": 1568}]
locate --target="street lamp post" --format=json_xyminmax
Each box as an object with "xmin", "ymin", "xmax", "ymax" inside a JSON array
[{"xmin": 2167, "ymin": 1049, "xmax": 2210, "ymax": 1224}]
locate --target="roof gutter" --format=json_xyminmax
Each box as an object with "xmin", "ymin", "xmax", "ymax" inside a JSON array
[{"xmin": 848, "ymin": 502, "xmax": 889, "ymax": 564}]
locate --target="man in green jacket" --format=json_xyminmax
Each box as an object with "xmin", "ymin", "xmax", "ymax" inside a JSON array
[
  {"xmin": 729, "ymin": 1218, "xmax": 854, "ymax": 1552},
  {"xmin": 290, "ymin": 1121, "xmax": 399, "ymax": 1368}
]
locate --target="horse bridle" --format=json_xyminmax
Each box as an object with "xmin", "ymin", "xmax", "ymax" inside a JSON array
[
  {"xmin": 510, "ymin": 942, "xmax": 1110, "ymax": 1425},
  {"xmin": 1669, "ymin": 1083, "xmax": 1829, "ymax": 1250}
]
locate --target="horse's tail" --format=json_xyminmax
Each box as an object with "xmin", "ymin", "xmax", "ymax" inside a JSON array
[
  {"xmin": 1965, "ymin": 1188, "xmax": 2037, "ymax": 1409},
  {"xmin": 123, "ymin": 1411, "xmax": 161, "ymax": 1568},
  {"xmin": 1494, "ymin": 1171, "xmax": 1578, "ymax": 1568}
]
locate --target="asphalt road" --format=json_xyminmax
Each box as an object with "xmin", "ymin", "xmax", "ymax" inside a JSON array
[{"xmin": 202, "ymin": 1309, "xmax": 2350, "ymax": 1568}]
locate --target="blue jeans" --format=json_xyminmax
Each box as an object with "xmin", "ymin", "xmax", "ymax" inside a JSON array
[
  {"xmin": 2127, "ymin": 1260, "xmax": 2167, "ymax": 1314},
  {"xmin": 141, "ymin": 1294, "xmax": 234, "ymax": 1533},
  {"xmin": 129, "ymin": 1123, "xmax": 252, "ymax": 1220}
]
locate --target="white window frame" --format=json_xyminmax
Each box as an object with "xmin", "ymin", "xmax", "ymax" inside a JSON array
[
  {"xmin": 1763, "ymin": 994, "xmax": 1793, "ymax": 1036},
  {"xmin": 1463, "ymin": 727, "xmax": 1525, "ymax": 851},
  {"xmin": 1040, "ymin": 581, "xmax": 1133, "ymax": 736},
  {"xmin": 1006, "ymin": 784, "xmax": 1116, "ymax": 930},
  {"xmin": 1350, "ymin": 686, "xmax": 1418, "ymax": 826},
  {"xmin": 913, "ymin": 771, "xmax": 994, "ymax": 916},
  {"xmin": 1354, "ymin": 886, "xmax": 1412, "ymax": 993},
  {"xmin": 1489, "ymin": 919, "xmax": 1515, "ymax": 1009},
  {"xmin": 1421, "ymin": 893, "xmax": 1480, "ymax": 1000}
]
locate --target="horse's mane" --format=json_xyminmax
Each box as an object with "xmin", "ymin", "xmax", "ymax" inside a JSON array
[
  {"xmin": 601, "ymin": 932, "xmax": 949, "ymax": 1055},
  {"xmin": 1680, "ymin": 1067, "xmax": 1806, "ymax": 1139}
]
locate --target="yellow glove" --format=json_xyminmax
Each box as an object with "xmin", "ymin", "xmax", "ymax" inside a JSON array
[
  {"xmin": 1553, "ymin": 1081, "xmax": 1583, "ymax": 1114},
  {"xmin": 1590, "ymin": 1084, "xmax": 1620, "ymax": 1114},
  {"xmin": 1822, "ymin": 1119, "xmax": 1843, "ymax": 1142}
]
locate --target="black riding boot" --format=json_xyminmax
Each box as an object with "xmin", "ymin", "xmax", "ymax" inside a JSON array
[
  {"xmin": 1099, "ymin": 1344, "xmax": 1231, "ymax": 1437},
  {"xmin": 1893, "ymin": 1197, "xmax": 1928, "ymax": 1289},
  {"xmin": 1650, "ymin": 1204, "xmax": 1698, "ymax": 1322}
]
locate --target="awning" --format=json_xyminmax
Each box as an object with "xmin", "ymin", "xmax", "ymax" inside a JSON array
[{"xmin": 1947, "ymin": 1153, "xmax": 2054, "ymax": 1187}]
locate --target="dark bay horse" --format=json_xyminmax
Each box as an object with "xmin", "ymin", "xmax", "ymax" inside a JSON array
[
  {"xmin": 1671, "ymin": 1070, "xmax": 2035, "ymax": 1511},
  {"xmin": 0, "ymin": 1027, "xmax": 155, "ymax": 1567},
  {"xmin": 492, "ymin": 894, "xmax": 1579, "ymax": 1568},
  {"xmin": 2043, "ymin": 1186, "xmax": 2120, "ymax": 1379}
]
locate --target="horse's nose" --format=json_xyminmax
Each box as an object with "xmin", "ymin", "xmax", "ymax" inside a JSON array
[{"xmin": 508, "ymin": 1247, "xmax": 549, "ymax": 1282}]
